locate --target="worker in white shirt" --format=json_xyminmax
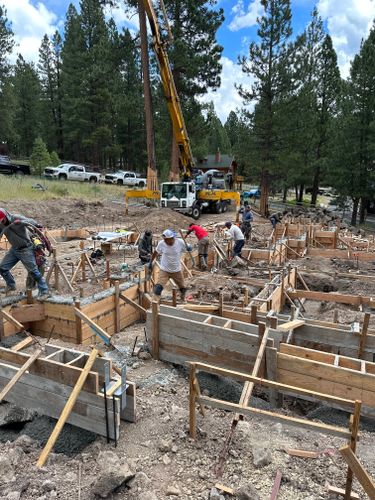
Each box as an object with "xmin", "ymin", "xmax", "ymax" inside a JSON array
[
  {"xmin": 224, "ymin": 222, "xmax": 245, "ymax": 258},
  {"xmin": 149, "ymin": 229, "xmax": 190, "ymax": 302}
]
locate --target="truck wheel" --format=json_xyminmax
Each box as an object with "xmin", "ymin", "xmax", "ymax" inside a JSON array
[
  {"xmin": 191, "ymin": 205, "xmax": 201, "ymax": 220},
  {"xmin": 89, "ymin": 177, "xmax": 97, "ymax": 183},
  {"xmin": 138, "ymin": 181, "xmax": 145, "ymax": 188},
  {"xmin": 215, "ymin": 202, "xmax": 223, "ymax": 214},
  {"xmin": 59, "ymin": 174, "xmax": 67, "ymax": 181},
  {"xmin": 117, "ymin": 179, "xmax": 124, "ymax": 185},
  {"xmin": 222, "ymin": 202, "xmax": 227, "ymax": 213}
]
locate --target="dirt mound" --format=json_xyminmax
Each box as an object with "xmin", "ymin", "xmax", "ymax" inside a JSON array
[{"xmin": 299, "ymin": 272, "xmax": 338, "ymax": 292}]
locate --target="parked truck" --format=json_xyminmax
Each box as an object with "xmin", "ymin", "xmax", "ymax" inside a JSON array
[
  {"xmin": 44, "ymin": 163, "xmax": 101, "ymax": 182},
  {"xmin": 104, "ymin": 171, "xmax": 146, "ymax": 187}
]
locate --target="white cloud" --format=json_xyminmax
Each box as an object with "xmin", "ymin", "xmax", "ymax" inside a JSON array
[
  {"xmin": 229, "ymin": 0, "xmax": 264, "ymax": 32},
  {"xmin": 3, "ymin": 0, "xmax": 59, "ymax": 63},
  {"xmin": 200, "ymin": 56, "xmax": 253, "ymax": 123},
  {"xmin": 104, "ymin": 4, "xmax": 139, "ymax": 31},
  {"xmin": 317, "ymin": 0, "xmax": 375, "ymax": 77}
]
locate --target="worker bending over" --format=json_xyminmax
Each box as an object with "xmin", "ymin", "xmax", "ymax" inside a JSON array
[
  {"xmin": 0, "ymin": 208, "xmax": 50, "ymax": 297},
  {"xmin": 240, "ymin": 205, "xmax": 253, "ymax": 242},
  {"xmin": 225, "ymin": 222, "xmax": 245, "ymax": 258},
  {"xmin": 150, "ymin": 229, "xmax": 190, "ymax": 302},
  {"xmin": 138, "ymin": 230, "xmax": 153, "ymax": 263},
  {"xmin": 186, "ymin": 223, "xmax": 209, "ymax": 270},
  {"xmin": 269, "ymin": 212, "xmax": 282, "ymax": 229}
]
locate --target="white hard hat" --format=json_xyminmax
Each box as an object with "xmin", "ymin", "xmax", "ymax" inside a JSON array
[{"xmin": 162, "ymin": 229, "xmax": 175, "ymax": 238}]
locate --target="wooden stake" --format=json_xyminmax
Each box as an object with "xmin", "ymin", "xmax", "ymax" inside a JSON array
[
  {"xmin": 152, "ymin": 301, "xmax": 159, "ymax": 360},
  {"xmin": 340, "ymin": 445, "xmax": 375, "ymax": 499},
  {"xmin": 344, "ymin": 400, "xmax": 362, "ymax": 500},
  {"xmin": 74, "ymin": 300, "xmax": 83, "ymax": 344},
  {"xmin": 80, "ymin": 241, "xmax": 86, "ymax": 282},
  {"xmin": 358, "ymin": 313, "xmax": 370, "ymax": 359},
  {"xmin": 114, "ymin": 281, "xmax": 120, "ymax": 333},
  {"xmin": 36, "ymin": 348, "xmax": 98, "ymax": 468},
  {"xmin": 189, "ymin": 363, "xmax": 197, "ymax": 439}
]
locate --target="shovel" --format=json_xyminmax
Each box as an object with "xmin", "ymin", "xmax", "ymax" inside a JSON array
[{"xmin": 179, "ymin": 229, "xmax": 195, "ymax": 268}]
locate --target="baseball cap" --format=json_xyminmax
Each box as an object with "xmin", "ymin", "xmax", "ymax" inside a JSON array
[
  {"xmin": 225, "ymin": 222, "xmax": 232, "ymax": 228},
  {"xmin": 162, "ymin": 229, "xmax": 175, "ymax": 238}
]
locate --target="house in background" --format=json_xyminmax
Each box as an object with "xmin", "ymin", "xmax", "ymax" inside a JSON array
[
  {"xmin": 195, "ymin": 150, "xmax": 236, "ymax": 174},
  {"xmin": 194, "ymin": 150, "xmax": 243, "ymax": 189}
]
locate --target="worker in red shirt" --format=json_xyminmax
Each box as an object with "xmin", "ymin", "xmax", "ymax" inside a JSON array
[{"xmin": 186, "ymin": 223, "xmax": 209, "ymax": 270}]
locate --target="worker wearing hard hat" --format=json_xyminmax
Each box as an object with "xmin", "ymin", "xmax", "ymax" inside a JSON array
[{"xmin": 149, "ymin": 229, "xmax": 191, "ymax": 302}]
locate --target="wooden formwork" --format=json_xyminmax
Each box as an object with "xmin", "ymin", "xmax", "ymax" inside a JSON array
[{"xmin": 0, "ymin": 343, "xmax": 136, "ymax": 439}]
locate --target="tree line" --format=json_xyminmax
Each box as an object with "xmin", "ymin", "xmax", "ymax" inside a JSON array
[{"xmin": 0, "ymin": 0, "xmax": 374, "ymax": 224}]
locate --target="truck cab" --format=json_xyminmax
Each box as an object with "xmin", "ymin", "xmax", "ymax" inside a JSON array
[{"xmin": 160, "ymin": 182, "xmax": 201, "ymax": 219}]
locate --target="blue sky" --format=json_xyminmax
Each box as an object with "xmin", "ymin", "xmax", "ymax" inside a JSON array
[{"xmin": 4, "ymin": 0, "xmax": 375, "ymax": 121}]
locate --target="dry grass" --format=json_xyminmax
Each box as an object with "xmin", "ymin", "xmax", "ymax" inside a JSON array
[{"xmin": 0, "ymin": 176, "xmax": 127, "ymax": 202}]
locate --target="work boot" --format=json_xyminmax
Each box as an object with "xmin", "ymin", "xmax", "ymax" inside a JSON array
[
  {"xmin": 5, "ymin": 285, "xmax": 16, "ymax": 293},
  {"xmin": 200, "ymin": 256, "xmax": 207, "ymax": 271}
]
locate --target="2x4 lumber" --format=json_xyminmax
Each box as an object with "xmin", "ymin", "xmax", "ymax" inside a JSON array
[
  {"xmin": 1, "ymin": 310, "xmax": 25, "ymax": 332},
  {"xmin": 289, "ymin": 290, "xmax": 375, "ymax": 307},
  {"xmin": 277, "ymin": 353, "xmax": 375, "ymax": 394},
  {"xmin": 11, "ymin": 337, "xmax": 33, "ymax": 352},
  {"xmin": 119, "ymin": 293, "xmax": 146, "ymax": 318},
  {"xmin": 327, "ymin": 486, "xmax": 359, "ymax": 500},
  {"xmin": 277, "ymin": 319, "xmax": 305, "ymax": 332},
  {"xmin": 286, "ymin": 448, "xmax": 319, "ymax": 458},
  {"xmin": 37, "ymin": 348, "xmax": 99, "ymax": 468},
  {"xmin": 198, "ymin": 394, "xmax": 350, "ymax": 439},
  {"xmin": 191, "ymin": 361, "xmax": 355, "ymax": 409},
  {"xmin": 74, "ymin": 308, "xmax": 111, "ymax": 344},
  {"xmin": 0, "ymin": 348, "xmax": 43, "ymax": 402},
  {"xmin": 359, "ymin": 313, "xmax": 371, "ymax": 359},
  {"xmin": 340, "ymin": 445, "xmax": 375, "ymax": 499},
  {"xmin": 0, "ymin": 347, "xmax": 98, "ymax": 393},
  {"xmin": 270, "ymin": 470, "xmax": 282, "ymax": 500}
]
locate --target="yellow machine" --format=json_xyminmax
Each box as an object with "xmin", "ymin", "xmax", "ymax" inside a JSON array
[{"xmin": 125, "ymin": 0, "xmax": 240, "ymax": 219}]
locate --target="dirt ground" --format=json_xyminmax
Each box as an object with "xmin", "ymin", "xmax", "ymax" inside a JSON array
[{"xmin": 0, "ymin": 199, "xmax": 375, "ymax": 499}]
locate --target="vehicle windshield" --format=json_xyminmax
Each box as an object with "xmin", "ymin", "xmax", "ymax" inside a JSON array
[{"xmin": 162, "ymin": 184, "xmax": 187, "ymax": 199}]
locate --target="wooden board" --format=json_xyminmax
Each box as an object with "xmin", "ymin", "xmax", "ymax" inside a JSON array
[
  {"xmin": 0, "ymin": 347, "xmax": 98, "ymax": 393},
  {"xmin": 277, "ymin": 320, "xmax": 305, "ymax": 332}
]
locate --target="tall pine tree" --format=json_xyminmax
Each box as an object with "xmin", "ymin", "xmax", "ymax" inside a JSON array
[{"xmin": 238, "ymin": 0, "xmax": 293, "ymax": 215}]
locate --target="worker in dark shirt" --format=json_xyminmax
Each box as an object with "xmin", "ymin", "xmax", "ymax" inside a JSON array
[
  {"xmin": 0, "ymin": 208, "xmax": 50, "ymax": 297},
  {"xmin": 138, "ymin": 230, "xmax": 153, "ymax": 263}
]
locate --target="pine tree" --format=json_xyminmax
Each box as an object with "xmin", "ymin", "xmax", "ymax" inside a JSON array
[
  {"xmin": 61, "ymin": 4, "xmax": 87, "ymax": 161},
  {"xmin": 50, "ymin": 150, "xmax": 60, "ymax": 166},
  {"xmin": 162, "ymin": 0, "xmax": 224, "ymax": 176},
  {"xmin": 30, "ymin": 137, "xmax": 51, "ymax": 176},
  {"xmin": 238, "ymin": 0, "xmax": 293, "ymax": 215},
  {"xmin": 0, "ymin": 5, "xmax": 14, "ymax": 78},
  {"xmin": 13, "ymin": 55, "xmax": 42, "ymax": 156},
  {"xmin": 0, "ymin": 5, "xmax": 15, "ymax": 147},
  {"xmin": 206, "ymin": 102, "xmax": 231, "ymax": 154},
  {"xmin": 38, "ymin": 31, "xmax": 64, "ymax": 154},
  {"xmin": 329, "ymin": 25, "xmax": 375, "ymax": 225},
  {"xmin": 224, "ymin": 111, "xmax": 240, "ymax": 150}
]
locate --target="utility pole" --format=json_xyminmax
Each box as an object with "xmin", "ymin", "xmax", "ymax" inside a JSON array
[{"xmin": 138, "ymin": 0, "xmax": 158, "ymax": 191}]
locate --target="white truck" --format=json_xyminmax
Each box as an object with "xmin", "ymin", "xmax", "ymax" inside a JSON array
[
  {"xmin": 104, "ymin": 170, "xmax": 146, "ymax": 187},
  {"xmin": 43, "ymin": 163, "xmax": 101, "ymax": 183}
]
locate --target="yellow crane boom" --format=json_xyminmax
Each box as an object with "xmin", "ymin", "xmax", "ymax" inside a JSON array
[{"xmin": 143, "ymin": 0, "xmax": 194, "ymax": 179}]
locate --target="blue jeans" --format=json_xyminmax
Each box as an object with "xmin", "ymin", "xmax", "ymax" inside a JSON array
[
  {"xmin": 0, "ymin": 246, "xmax": 49, "ymax": 294},
  {"xmin": 233, "ymin": 239, "xmax": 245, "ymax": 257}
]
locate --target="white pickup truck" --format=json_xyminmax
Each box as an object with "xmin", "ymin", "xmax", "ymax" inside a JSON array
[
  {"xmin": 104, "ymin": 170, "xmax": 146, "ymax": 187},
  {"xmin": 43, "ymin": 163, "xmax": 101, "ymax": 183}
]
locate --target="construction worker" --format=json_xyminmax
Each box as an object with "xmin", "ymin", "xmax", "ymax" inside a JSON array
[
  {"xmin": 186, "ymin": 223, "xmax": 209, "ymax": 270},
  {"xmin": 269, "ymin": 212, "xmax": 282, "ymax": 229},
  {"xmin": 138, "ymin": 229, "xmax": 153, "ymax": 264},
  {"xmin": 0, "ymin": 208, "xmax": 50, "ymax": 297},
  {"xmin": 224, "ymin": 222, "xmax": 245, "ymax": 258},
  {"xmin": 149, "ymin": 229, "xmax": 189, "ymax": 302},
  {"xmin": 240, "ymin": 205, "xmax": 253, "ymax": 242},
  {"xmin": 26, "ymin": 226, "xmax": 53, "ymax": 289}
]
